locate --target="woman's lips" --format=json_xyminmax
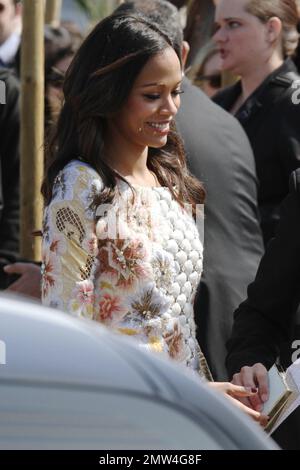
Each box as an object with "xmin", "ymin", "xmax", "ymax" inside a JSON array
[
  {"xmin": 146, "ymin": 121, "xmax": 171, "ymax": 136},
  {"xmin": 220, "ymin": 48, "xmax": 229, "ymax": 59}
]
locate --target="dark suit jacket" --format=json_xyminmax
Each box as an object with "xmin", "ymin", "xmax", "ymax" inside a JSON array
[
  {"xmin": 214, "ymin": 59, "xmax": 300, "ymax": 245},
  {"xmin": 0, "ymin": 68, "xmax": 20, "ymax": 285},
  {"xmin": 226, "ymin": 169, "xmax": 300, "ymax": 379},
  {"xmin": 176, "ymin": 78, "xmax": 264, "ymax": 380}
]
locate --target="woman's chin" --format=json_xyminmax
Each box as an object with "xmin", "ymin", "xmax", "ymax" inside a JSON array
[
  {"xmin": 221, "ymin": 62, "xmax": 234, "ymax": 72},
  {"xmin": 221, "ymin": 60, "xmax": 241, "ymax": 76},
  {"xmin": 147, "ymin": 136, "xmax": 168, "ymax": 149}
]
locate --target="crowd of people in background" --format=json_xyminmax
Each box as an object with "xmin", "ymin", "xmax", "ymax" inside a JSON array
[{"xmin": 1, "ymin": 0, "xmax": 300, "ymax": 450}]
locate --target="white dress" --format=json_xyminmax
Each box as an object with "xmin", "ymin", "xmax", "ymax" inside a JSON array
[{"xmin": 42, "ymin": 160, "xmax": 210, "ymax": 379}]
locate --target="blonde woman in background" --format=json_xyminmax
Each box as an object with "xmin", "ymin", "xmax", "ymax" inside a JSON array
[{"xmin": 213, "ymin": 0, "xmax": 300, "ymax": 245}]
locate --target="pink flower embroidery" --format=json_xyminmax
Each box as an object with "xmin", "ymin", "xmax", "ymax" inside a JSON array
[
  {"xmin": 69, "ymin": 280, "xmax": 95, "ymax": 318},
  {"xmin": 163, "ymin": 320, "xmax": 186, "ymax": 362},
  {"xmin": 74, "ymin": 280, "xmax": 95, "ymax": 305},
  {"xmin": 98, "ymin": 291, "xmax": 126, "ymax": 324},
  {"xmin": 49, "ymin": 234, "xmax": 66, "ymax": 255},
  {"xmin": 98, "ymin": 237, "xmax": 151, "ymax": 291},
  {"xmin": 41, "ymin": 249, "xmax": 60, "ymax": 299},
  {"xmin": 50, "ymin": 240, "xmax": 60, "ymax": 253}
]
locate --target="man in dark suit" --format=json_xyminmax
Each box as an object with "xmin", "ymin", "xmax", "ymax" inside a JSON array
[
  {"xmin": 0, "ymin": 67, "xmax": 20, "ymax": 288},
  {"xmin": 227, "ymin": 169, "xmax": 300, "ymax": 449},
  {"xmin": 0, "ymin": 0, "xmax": 22, "ymax": 70},
  {"xmin": 177, "ymin": 78, "xmax": 264, "ymax": 380},
  {"xmin": 117, "ymin": 0, "xmax": 264, "ymax": 380}
]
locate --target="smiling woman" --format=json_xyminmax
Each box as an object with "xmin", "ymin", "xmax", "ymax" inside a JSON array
[
  {"xmin": 42, "ymin": 12, "xmax": 203, "ymax": 207},
  {"xmin": 41, "ymin": 11, "xmax": 207, "ymax": 375},
  {"xmin": 103, "ymin": 46, "xmax": 183, "ymax": 180},
  {"xmin": 40, "ymin": 8, "xmax": 269, "ymax": 428}
]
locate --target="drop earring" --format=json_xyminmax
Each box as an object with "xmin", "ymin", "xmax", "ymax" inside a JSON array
[{"xmin": 138, "ymin": 127, "xmax": 142, "ymax": 133}]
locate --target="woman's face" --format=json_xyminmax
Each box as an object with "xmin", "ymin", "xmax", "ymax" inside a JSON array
[
  {"xmin": 107, "ymin": 46, "xmax": 182, "ymax": 150},
  {"xmin": 213, "ymin": 0, "xmax": 274, "ymax": 75}
]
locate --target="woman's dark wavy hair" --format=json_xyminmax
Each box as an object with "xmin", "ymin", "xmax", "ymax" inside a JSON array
[{"xmin": 42, "ymin": 12, "xmax": 205, "ymax": 211}]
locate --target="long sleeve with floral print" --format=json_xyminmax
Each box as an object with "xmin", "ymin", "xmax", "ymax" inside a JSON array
[{"xmin": 42, "ymin": 160, "xmax": 211, "ymax": 379}]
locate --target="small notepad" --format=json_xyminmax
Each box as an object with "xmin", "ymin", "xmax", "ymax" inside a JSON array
[{"xmin": 263, "ymin": 360, "xmax": 300, "ymax": 434}]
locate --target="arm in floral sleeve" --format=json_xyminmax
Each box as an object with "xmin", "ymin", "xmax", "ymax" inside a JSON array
[{"xmin": 41, "ymin": 162, "xmax": 102, "ymax": 318}]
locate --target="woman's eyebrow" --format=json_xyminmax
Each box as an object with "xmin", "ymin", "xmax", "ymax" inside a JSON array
[
  {"xmin": 214, "ymin": 16, "xmax": 241, "ymax": 25},
  {"xmin": 224, "ymin": 16, "xmax": 242, "ymax": 22},
  {"xmin": 140, "ymin": 80, "xmax": 182, "ymax": 89},
  {"xmin": 140, "ymin": 82, "xmax": 164, "ymax": 88}
]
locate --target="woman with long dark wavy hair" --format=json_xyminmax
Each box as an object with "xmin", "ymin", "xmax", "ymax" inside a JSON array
[{"xmin": 41, "ymin": 11, "xmax": 267, "ymax": 424}]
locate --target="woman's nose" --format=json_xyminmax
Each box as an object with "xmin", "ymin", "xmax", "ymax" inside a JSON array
[
  {"xmin": 160, "ymin": 95, "xmax": 179, "ymax": 117},
  {"xmin": 213, "ymin": 27, "xmax": 227, "ymax": 43}
]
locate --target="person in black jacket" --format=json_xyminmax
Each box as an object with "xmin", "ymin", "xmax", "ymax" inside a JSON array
[
  {"xmin": 0, "ymin": 67, "xmax": 20, "ymax": 288},
  {"xmin": 227, "ymin": 169, "xmax": 300, "ymax": 380},
  {"xmin": 227, "ymin": 169, "xmax": 300, "ymax": 448},
  {"xmin": 177, "ymin": 78, "xmax": 264, "ymax": 380},
  {"xmin": 226, "ymin": 169, "xmax": 300, "ymax": 449},
  {"xmin": 213, "ymin": 0, "xmax": 300, "ymax": 246}
]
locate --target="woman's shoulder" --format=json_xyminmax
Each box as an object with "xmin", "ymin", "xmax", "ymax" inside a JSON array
[
  {"xmin": 62, "ymin": 159, "xmax": 103, "ymax": 183},
  {"xmin": 269, "ymin": 60, "xmax": 300, "ymax": 105},
  {"xmin": 55, "ymin": 159, "xmax": 104, "ymax": 191},
  {"xmin": 51, "ymin": 159, "xmax": 104, "ymax": 204}
]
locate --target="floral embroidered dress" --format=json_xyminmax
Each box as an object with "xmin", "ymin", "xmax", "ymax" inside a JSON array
[{"xmin": 42, "ymin": 160, "xmax": 210, "ymax": 379}]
